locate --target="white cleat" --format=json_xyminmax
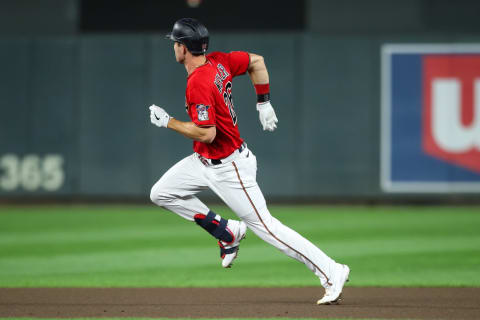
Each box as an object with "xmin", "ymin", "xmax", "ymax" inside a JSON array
[
  {"xmin": 219, "ymin": 221, "xmax": 247, "ymax": 268},
  {"xmin": 317, "ymin": 264, "xmax": 350, "ymax": 305}
]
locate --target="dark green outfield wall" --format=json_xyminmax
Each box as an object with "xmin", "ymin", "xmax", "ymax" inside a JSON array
[{"xmin": 1, "ymin": 33, "xmax": 479, "ymax": 200}]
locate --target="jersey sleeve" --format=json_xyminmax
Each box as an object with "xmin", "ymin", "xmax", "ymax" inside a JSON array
[
  {"xmin": 228, "ymin": 51, "xmax": 250, "ymax": 77},
  {"xmin": 186, "ymin": 79, "xmax": 216, "ymax": 127}
]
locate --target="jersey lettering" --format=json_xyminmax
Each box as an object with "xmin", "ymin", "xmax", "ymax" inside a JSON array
[
  {"xmin": 214, "ymin": 63, "xmax": 229, "ymax": 93},
  {"xmin": 214, "ymin": 74, "xmax": 223, "ymax": 93},
  {"xmin": 213, "ymin": 63, "xmax": 237, "ymax": 126},
  {"xmin": 223, "ymin": 81, "xmax": 237, "ymax": 126},
  {"xmin": 217, "ymin": 63, "xmax": 229, "ymax": 80}
]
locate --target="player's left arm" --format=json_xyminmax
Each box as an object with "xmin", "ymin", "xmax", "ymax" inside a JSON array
[
  {"xmin": 247, "ymin": 53, "xmax": 278, "ymax": 132},
  {"xmin": 168, "ymin": 118, "xmax": 216, "ymax": 144},
  {"xmin": 149, "ymin": 104, "xmax": 216, "ymax": 143}
]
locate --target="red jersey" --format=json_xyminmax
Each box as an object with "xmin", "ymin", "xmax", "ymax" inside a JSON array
[{"xmin": 185, "ymin": 51, "xmax": 250, "ymax": 159}]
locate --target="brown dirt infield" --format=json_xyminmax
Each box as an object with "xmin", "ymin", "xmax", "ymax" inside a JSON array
[{"xmin": 0, "ymin": 287, "xmax": 479, "ymax": 319}]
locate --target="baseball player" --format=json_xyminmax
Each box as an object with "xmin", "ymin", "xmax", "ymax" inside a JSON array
[{"xmin": 149, "ymin": 18, "xmax": 350, "ymax": 305}]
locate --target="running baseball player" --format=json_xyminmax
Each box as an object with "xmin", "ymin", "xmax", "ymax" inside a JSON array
[{"xmin": 149, "ymin": 18, "xmax": 350, "ymax": 305}]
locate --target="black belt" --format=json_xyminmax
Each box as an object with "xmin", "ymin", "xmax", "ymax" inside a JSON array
[{"xmin": 211, "ymin": 143, "xmax": 246, "ymax": 165}]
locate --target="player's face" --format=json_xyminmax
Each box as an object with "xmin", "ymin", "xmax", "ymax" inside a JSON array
[{"xmin": 174, "ymin": 42, "xmax": 186, "ymax": 64}]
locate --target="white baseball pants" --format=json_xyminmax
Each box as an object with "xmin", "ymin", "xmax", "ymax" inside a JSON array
[{"xmin": 150, "ymin": 147, "xmax": 337, "ymax": 287}]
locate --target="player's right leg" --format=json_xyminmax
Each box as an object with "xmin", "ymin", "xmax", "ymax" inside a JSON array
[
  {"xmin": 207, "ymin": 148, "xmax": 349, "ymax": 302},
  {"xmin": 150, "ymin": 153, "xmax": 246, "ymax": 267}
]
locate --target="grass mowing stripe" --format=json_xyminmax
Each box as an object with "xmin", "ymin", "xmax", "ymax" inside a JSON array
[
  {"xmin": 3, "ymin": 235, "xmax": 478, "ymax": 268},
  {"xmin": 3, "ymin": 235, "xmax": 477, "ymax": 273},
  {"xmin": 3, "ymin": 226, "xmax": 478, "ymax": 258},
  {"xmin": 0, "ymin": 247, "xmax": 219, "ymax": 276},
  {"xmin": 1, "ymin": 249, "xmax": 479, "ymax": 287},
  {"xmin": 0, "ymin": 226, "xmax": 203, "ymax": 244}
]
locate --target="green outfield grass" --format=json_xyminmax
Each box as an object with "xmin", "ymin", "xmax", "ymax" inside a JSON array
[{"xmin": 0, "ymin": 205, "xmax": 479, "ymax": 288}]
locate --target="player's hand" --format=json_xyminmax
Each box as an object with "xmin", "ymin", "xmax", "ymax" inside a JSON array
[
  {"xmin": 149, "ymin": 104, "xmax": 171, "ymax": 128},
  {"xmin": 256, "ymin": 101, "xmax": 278, "ymax": 132}
]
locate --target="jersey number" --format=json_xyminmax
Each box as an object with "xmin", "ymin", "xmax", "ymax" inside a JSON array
[{"xmin": 223, "ymin": 81, "xmax": 237, "ymax": 126}]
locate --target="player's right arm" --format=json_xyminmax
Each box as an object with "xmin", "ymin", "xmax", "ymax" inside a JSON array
[
  {"xmin": 247, "ymin": 53, "xmax": 269, "ymax": 85},
  {"xmin": 246, "ymin": 53, "xmax": 278, "ymax": 132}
]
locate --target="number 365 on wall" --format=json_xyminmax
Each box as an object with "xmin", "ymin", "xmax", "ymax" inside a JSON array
[{"xmin": 0, "ymin": 154, "xmax": 65, "ymax": 192}]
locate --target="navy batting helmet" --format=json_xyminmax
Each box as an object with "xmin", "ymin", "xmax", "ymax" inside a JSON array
[{"xmin": 166, "ymin": 18, "xmax": 209, "ymax": 55}]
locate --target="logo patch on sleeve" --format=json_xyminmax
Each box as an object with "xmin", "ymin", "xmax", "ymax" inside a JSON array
[{"xmin": 196, "ymin": 104, "xmax": 210, "ymax": 121}]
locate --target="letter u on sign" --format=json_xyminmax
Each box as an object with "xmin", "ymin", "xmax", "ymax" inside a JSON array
[
  {"xmin": 432, "ymin": 78, "xmax": 480, "ymax": 152},
  {"xmin": 423, "ymin": 55, "xmax": 480, "ymax": 173}
]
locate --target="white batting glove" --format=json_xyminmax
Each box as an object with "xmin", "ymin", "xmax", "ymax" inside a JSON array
[
  {"xmin": 256, "ymin": 101, "xmax": 278, "ymax": 132},
  {"xmin": 149, "ymin": 104, "xmax": 171, "ymax": 128}
]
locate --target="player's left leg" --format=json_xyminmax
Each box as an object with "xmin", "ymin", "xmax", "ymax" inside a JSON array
[
  {"xmin": 150, "ymin": 153, "xmax": 246, "ymax": 267},
  {"xmin": 150, "ymin": 154, "xmax": 209, "ymax": 221}
]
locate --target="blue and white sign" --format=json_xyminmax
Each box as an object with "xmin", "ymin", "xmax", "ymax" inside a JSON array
[{"xmin": 381, "ymin": 44, "xmax": 480, "ymax": 193}]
